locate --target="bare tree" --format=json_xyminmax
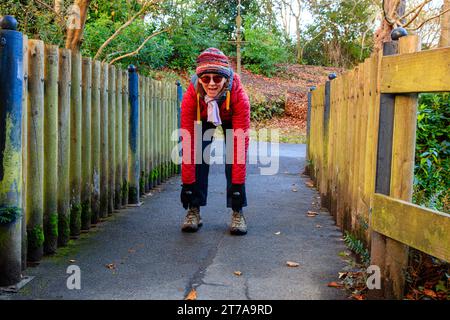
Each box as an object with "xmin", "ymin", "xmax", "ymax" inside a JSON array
[
  {"xmin": 54, "ymin": 0, "xmax": 64, "ymax": 14},
  {"xmin": 439, "ymin": 0, "xmax": 450, "ymax": 46},
  {"xmin": 65, "ymin": 0, "xmax": 90, "ymax": 51},
  {"xmin": 373, "ymin": 0, "xmax": 406, "ymax": 52},
  {"xmin": 278, "ymin": 0, "xmax": 303, "ymax": 63}
]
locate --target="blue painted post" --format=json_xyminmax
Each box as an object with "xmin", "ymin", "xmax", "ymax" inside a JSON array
[
  {"xmin": 0, "ymin": 16, "xmax": 24, "ymax": 286},
  {"xmin": 176, "ymin": 81, "xmax": 182, "ymax": 174},
  {"xmin": 128, "ymin": 65, "xmax": 140, "ymax": 205}
]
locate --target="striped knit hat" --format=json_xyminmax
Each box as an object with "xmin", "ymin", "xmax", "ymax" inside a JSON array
[{"xmin": 196, "ymin": 48, "xmax": 232, "ymax": 79}]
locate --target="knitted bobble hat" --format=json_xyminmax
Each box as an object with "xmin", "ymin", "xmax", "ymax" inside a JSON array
[{"xmin": 196, "ymin": 48, "xmax": 232, "ymax": 79}]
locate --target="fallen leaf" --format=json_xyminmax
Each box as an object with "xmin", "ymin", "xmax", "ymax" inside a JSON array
[
  {"xmin": 307, "ymin": 211, "xmax": 318, "ymax": 217},
  {"xmin": 338, "ymin": 251, "xmax": 350, "ymax": 257},
  {"xmin": 69, "ymin": 260, "xmax": 76, "ymax": 263},
  {"xmin": 305, "ymin": 181, "xmax": 314, "ymax": 188},
  {"xmin": 292, "ymin": 188, "xmax": 298, "ymax": 192},
  {"xmin": 286, "ymin": 261, "xmax": 300, "ymax": 267},
  {"xmin": 352, "ymin": 294, "xmax": 365, "ymax": 300},
  {"xmin": 327, "ymin": 282, "xmax": 343, "ymax": 288},
  {"xmin": 274, "ymin": 231, "xmax": 281, "ymax": 235},
  {"xmin": 338, "ymin": 272, "xmax": 347, "ymax": 279},
  {"xmin": 185, "ymin": 289, "xmax": 197, "ymax": 300},
  {"xmin": 423, "ymin": 289, "xmax": 437, "ymax": 298},
  {"xmin": 234, "ymin": 271, "xmax": 242, "ymax": 276},
  {"xmin": 316, "ymin": 224, "xmax": 322, "ymax": 228},
  {"xmin": 105, "ymin": 263, "xmax": 116, "ymax": 270}
]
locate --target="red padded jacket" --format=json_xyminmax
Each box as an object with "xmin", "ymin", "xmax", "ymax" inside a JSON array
[{"xmin": 181, "ymin": 72, "xmax": 250, "ymax": 184}]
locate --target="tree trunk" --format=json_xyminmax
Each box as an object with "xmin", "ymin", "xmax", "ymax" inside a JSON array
[
  {"xmin": 374, "ymin": 0, "xmax": 406, "ymax": 52},
  {"xmin": 55, "ymin": 0, "xmax": 64, "ymax": 15},
  {"xmin": 439, "ymin": 0, "xmax": 450, "ymax": 47},
  {"xmin": 65, "ymin": 0, "xmax": 90, "ymax": 52},
  {"xmin": 295, "ymin": 16, "xmax": 302, "ymax": 63}
]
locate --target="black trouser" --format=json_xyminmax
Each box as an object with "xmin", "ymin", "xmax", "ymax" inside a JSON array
[{"xmin": 192, "ymin": 121, "xmax": 247, "ymax": 209}]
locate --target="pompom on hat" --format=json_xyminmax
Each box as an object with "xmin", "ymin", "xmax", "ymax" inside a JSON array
[{"xmin": 196, "ymin": 48, "xmax": 232, "ymax": 79}]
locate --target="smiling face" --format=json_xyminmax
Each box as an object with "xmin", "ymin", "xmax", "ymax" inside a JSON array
[{"xmin": 199, "ymin": 73, "xmax": 227, "ymax": 98}]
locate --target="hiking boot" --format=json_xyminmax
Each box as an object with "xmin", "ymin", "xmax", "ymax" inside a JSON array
[
  {"xmin": 181, "ymin": 207, "xmax": 202, "ymax": 232},
  {"xmin": 230, "ymin": 210, "xmax": 247, "ymax": 235}
]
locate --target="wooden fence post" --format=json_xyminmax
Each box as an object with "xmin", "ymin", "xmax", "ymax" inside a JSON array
[
  {"xmin": 0, "ymin": 17, "xmax": 24, "ymax": 285},
  {"xmin": 57, "ymin": 48, "xmax": 71, "ymax": 246},
  {"xmin": 26, "ymin": 39, "xmax": 45, "ymax": 263},
  {"xmin": 21, "ymin": 34, "xmax": 29, "ymax": 270},
  {"xmin": 176, "ymin": 81, "xmax": 182, "ymax": 174},
  {"xmin": 70, "ymin": 51, "xmax": 82, "ymax": 237},
  {"xmin": 108, "ymin": 65, "xmax": 116, "ymax": 214},
  {"xmin": 370, "ymin": 34, "xmax": 420, "ymax": 299},
  {"xmin": 43, "ymin": 44, "xmax": 59, "ymax": 253},
  {"xmin": 91, "ymin": 60, "xmax": 101, "ymax": 224},
  {"xmin": 152, "ymin": 80, "xmax": 157, "ymax": 186},
  {"xmin": 115, "ymin": 69, "xmax": 123, "ymax": 208},
  {"xmin": 81, "ymin": 57, "xmax": 92, "ymax": 230},
  {"xmin": 145, "ymin": 77, "xmax": 151, "ymax": 193},
  {"xmin": 99, "ymin": 63, "xmax": 109, "ymax": 218},
  {"xmin": 121, "ymin": 70, "xmax": 129, "ymax": 206},
  {"xmin": 148, "ymin": 79, "xmax": 154, "ymax": 189},
  {"xmin": 128, "ymin": 65, "xmax": 140, "ymax": 204},
  {"xmin": 139, "ymin": 76, "xmax": 145, "ymax": 195}
]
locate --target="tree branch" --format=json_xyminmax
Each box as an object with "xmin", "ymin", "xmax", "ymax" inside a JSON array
[
  {"xmin": 410, "ymin": 7, "xmax": 450, "ymax": 30},
  {"xmin": 398, "ymin": 0, "xmax": 432, "ymax": 21},
  {"xmin": 108, "ymin": 28, "xmax": 167, "ymax": 65},
  {"xmin": 33, "ymin": 0, "xmax": 66, "ymax": 29},
  {"xmin": 402, "ymin": 0, "xmax": 432, "ymax": 28},
  {"xmin": 94, "ymin": 0, "xmax": 157, "ymax": 60}
]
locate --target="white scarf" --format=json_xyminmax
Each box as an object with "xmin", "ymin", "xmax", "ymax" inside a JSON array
[{"xmin": 204, "ymin": 95, "xmax": 222, "ymax": 126}]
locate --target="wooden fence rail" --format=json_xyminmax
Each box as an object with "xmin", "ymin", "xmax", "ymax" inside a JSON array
[
  {"xmin": 0, "ymin": 20, "xmax": 182, "ymax": 287},
  {"xmin": 307, "ymin": 34, "xmax": 450, "ymax": 299}
]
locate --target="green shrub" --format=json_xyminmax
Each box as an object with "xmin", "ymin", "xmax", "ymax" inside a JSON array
[
  {"xmin": 241, "ymin": 16, "xmax": 291, "ymax": 77},
  {"xmin": 246, "ymin": 86, "xmax": 285, "ymax": 121},
  {"xmin": 413, "ymin": 93, "xmax": 450, "ymax": 213}
]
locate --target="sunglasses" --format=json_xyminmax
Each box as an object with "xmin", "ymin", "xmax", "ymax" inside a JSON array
[{"xmin": 199, "ymin": 75, "xmax": 224, "ymax": 84}]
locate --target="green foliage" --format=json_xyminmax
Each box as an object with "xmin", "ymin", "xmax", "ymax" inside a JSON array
[
  {"xmin": 128, "ymin": 186, "xmax": 138, "ymax": 203},
  {"xmin": 48, "ymin": 213, "xmax": 58, "ymax": 238},
  {"xmin": 0, "ymin": 0, "xmax": 65, "ymax": 46},
  {"xmin": 0, "ymin": 206, "xmax": 22, "ymax": 225},
  {"xmin": 122, "ymin": 180, "xmax": 129, "ymax": 201},
  {"xmin": 343, "ymin": 231, "xmax": 370, "ymax": 266},
  {"xmin": 413, "ymin": 93, "xmax": 450, "ymax": 213},
  {"xmin": 303, "ymin": 0, "xmax": 376, "ymax": 67},
  {"xmin": 242, "ymin": 16, "xmax": 291, "ymax": 77},
  {"xmin": 28, "ymin": 225, "xmax": 45, "ymax": 250}
]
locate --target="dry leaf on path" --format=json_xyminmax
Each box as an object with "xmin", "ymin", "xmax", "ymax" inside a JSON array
[
  {"xmin": 307, "ymin": 211, "xmax": 318, "ymax": 217},
  {"xmin": 274, "ymin": 231, "xmax": 281, "ymax": 235},
  {"xmin": 423, "ymin": 289, "xmax": 437, "ymax": 298},
  {"xmin": 305, "ymin": 181, "xmax": 314, "ymax": 188},
  {"xmin": 327, "ymin": 282, "xmax": 343, "ymax": 288},
  {"xmin": 286, "ymin": 261, "xmax": 300, "ymax": 267},
  {"xmin": 185, "ymin": 289, "xmax": 197, "ymax": 300},
  {"xmin": 234, "ymin": 271, "xmax": 242, "ymax": 276},
  {"xmin": 316, "ymin": 224, "xmax": 322, "ymax": 228},
  {"xmin": 105, "ymin": 263, "xmax": 116, "ymax": 270},
  {"xmin": 292, "ymin": 188, "xmax": 298, "ymax": 192},
  {"xmin": 69, "ymin": 260, "xmax": 76, "ymax": 263}
]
